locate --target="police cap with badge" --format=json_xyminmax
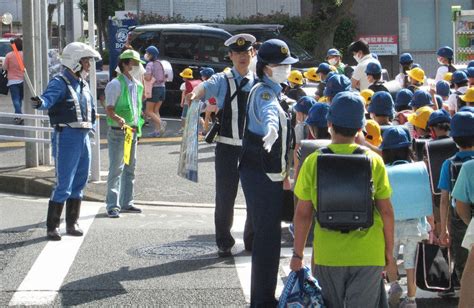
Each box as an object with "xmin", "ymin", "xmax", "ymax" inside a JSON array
[{"xmin": 225, "ymin": 34, "xmax": 256, "ymax": 52}]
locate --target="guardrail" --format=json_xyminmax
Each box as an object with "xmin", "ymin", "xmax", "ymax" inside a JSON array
[{"xmin": 0, "ymin": 112, "xmax": 102, "ymax": 181}]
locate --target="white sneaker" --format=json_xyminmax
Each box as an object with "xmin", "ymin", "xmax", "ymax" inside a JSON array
[
  {"xmin": 160, "ymin": 120, "xmax": 167, "ymax": 135},
  {"xmin": 388, "ymin": 282, "xmax": 403, "ymax": 308}
]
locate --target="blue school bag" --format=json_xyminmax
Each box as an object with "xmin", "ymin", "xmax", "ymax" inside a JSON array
[
  {"xmin": 278, "ymin": 266, "xmax": 325, "ymax": 308},
  {"xmin": 386, "ymin": 161, "xmax": 433, "ymax": 220}
]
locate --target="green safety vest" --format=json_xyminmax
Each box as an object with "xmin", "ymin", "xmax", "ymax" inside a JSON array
[{"xmin": 106, "ymin": 74, "xmax": 144, "ymax": 137}]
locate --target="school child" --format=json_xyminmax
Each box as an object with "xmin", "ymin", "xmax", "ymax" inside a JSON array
[
  {"xmin": 315, "ymin": 63, "xmax": 336, "ymax": 101},
  {"xmin": 409, "ymin": 90, "xmax": 434, "ymax": 111},
  {"xmin": 435, "ymin": 46, "xmax": 456, "ymax": 83},
  {"xmin": 435, "ymin": 80, "xmax": 451, "ymax": 107},
  {"xmin": 303, "ymin": 67, "xmax": 320, "ymax": 87},
  {"xmin": 452, "ymin": 160, "xmax": 474, "ymax": 308},
  {"xmin": 438, "ymin": 109, "xmax": 474, "ymax": 297},
  {"xmin": 320, "ymin": 73, "xmax": 351, "ymax": 103},
  {"xmin": 364, "ymin": 119, "xmax": 382, "ymax": 147},
  {"xmin": 199, "ymin": 67, "xmax": 217, "ymax": 134},
  {"xmin": 459, "ymin": 87, "xmax": 474, "ymax": 110},
  {"xmin": 392, "ymin": 89, "xmax": 414, "ymax": 125},
  {"xmin": 427, "ymin": 109, "xmax": 451, "ymax": 140},
  {"xmin": 447, "ymin": 71, "xmax": 469, "ymax": 115},
  {"xmin": 366, "ymin": 62, "xmax": 388, "ymax": 93},
  {"xmin": 467, "ymin": 67, "xmax": 474, "ymax": 87},
  {"xmin": 291, "ymin": 91, "xmax": 395, "ymax": 308},
  {"xmin": 286, "ymin": 70, "xmax": 306, "ymax": 101},
  {"xmin": 407, "ymin": 106, "xmax": 434, "ymax": 139},
  {"xmin": 294, "ymin": 102, "xmax": 330, "ymax": 181},
  {"xmin": 405, "ymin": 67, "xmax": 425, "ymax": 93},
  {"xmin": 368, "ymin": 91, "xmax": 394, "ymax": 126},
  {"xmin": 179, "ymin": 68, "xmax": 201, "ymax": 131},
  {"xmin": 381, "ymin": 126, "xmax": 433, "ymax": 308},
  {"xmin": 326, "ymin": 48, "xmax": 345, "ymax": 74},
  {"xmin": 293, "ymin": 96, "xmax": 316, "ymax": 172},
  {"xmin": 395, "ymin": 53, "xmax": 413, "ymax": 88},
  {"xmin": 360, "ymin": 89, "xmax": 374, "ymax": 107}
]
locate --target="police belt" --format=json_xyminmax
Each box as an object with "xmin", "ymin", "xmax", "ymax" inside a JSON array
[
  {"xmin": 216, "ymin": 135, "xmax": 242, "ymax": 146},
  {"xmin": 55, "ymin": 122, "xmax": 93, "ymax": 130}
]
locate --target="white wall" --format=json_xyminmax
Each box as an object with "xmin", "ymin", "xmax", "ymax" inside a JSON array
[{"xmin": 125, "ymin": 0, "xmax": 301, "ymax": 20}]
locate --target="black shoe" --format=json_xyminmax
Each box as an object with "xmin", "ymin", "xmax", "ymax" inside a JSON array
[
  {"xmin": 65, "ymin": 199, "xmax": 83, "ymax": 236},
  {"xmin": 217, "ymin": 247, "xmax": 232, "ymax": 258},
  {"xmin": 46, "ymin": 200, "xmax": 64, "ymax": 241},
  {"xmin": 121, "ymin": 206, "xmax": 142, "ymax": 213}
]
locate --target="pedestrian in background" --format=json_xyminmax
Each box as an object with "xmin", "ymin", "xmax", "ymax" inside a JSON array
[
  {"xmin": 349, "ymin": 39, "xmax": 380, "ymax": 91},
  {"xmin": 104, "ymin": 50, "xmax": 145, "ymax": 218},
  {"xmin": 3, "ymin": 37, "xmax": 24, "ymax": 124},
  {"xmin": 239, "ymin": 38, "xmax": 297, "ymax": 307},
  {"xmin": 144, "ymin": 45, "xmax": 167, "ymax": 137},
  {"xmin": 30, "ymin": 42, "xmax": 100, "ymax": 240},
  {"xmin": 326, "ymin": 48, "xmax": 345, "ymax": 74}
]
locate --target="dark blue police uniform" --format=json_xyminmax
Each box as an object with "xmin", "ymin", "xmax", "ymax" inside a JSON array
[{"xmin": 239, "ymin": 39, "xmax": 297, "ymax": 307}]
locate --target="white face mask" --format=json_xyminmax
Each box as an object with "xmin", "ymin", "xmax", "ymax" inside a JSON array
[
  {"xmin": 144, "ymin": 54, "xmax": 151, "ymax": 61},
  {"xmin": 437, "ymin": 57, "xmax": 445, "ymax": 65},
  {"xmin": 130, "ymin": 65, "xmax": 142, "ymax": 79},
  {"xmin": 267, "ymin": 65, "xmax": 291, "ymax": 84},
  {"xmin": 328, "ymin": 58, "xmax": 338, "ymax": 66},
  {"xmin": 353, "ymin": 54, "xmax": 361, "ymax": 63}
]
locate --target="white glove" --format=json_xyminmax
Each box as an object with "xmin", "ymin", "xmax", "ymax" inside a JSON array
[{"xmin": 262, "ymin": 126, "xmax": 278, "ymax": 153}]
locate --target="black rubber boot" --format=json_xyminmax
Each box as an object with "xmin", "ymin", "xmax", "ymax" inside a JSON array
[
  {"xmin": 66, "ymin": 199, "xmax": 83, "ymax": 236},
  {"xmin": 46, "ymin": 200, "xmax": 64, "ymax": 241}
]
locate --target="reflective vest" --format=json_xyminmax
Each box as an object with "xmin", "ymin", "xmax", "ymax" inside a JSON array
[
  {"xmin": 216, "ymin": 70, "xmax": 250, "ymax": 146},
  {"xmin": 243, "ymin": 82, "xmax": 291, "ymax": 182},
  {"xmin": 106, "ymin": 74, "xmax": 144, "ymax": 136},
  {"xmin": 48, "ymin": 74, "xmax": 94, "ymax": 128}
]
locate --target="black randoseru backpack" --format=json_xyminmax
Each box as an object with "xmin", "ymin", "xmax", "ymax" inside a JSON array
[{"xmin": 316, "ymin": 147, "xmax": 374, "ymax": 232}]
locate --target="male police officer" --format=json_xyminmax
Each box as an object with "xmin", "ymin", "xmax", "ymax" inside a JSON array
[
  {"xmin": 31, "ymin": 42, "xmax": 100, "ymax": 240},
  {"xmin": 188, "ymin": 34, "xmax": 256, "ymax": 257}
]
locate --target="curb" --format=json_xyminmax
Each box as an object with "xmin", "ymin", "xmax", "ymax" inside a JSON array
[{"xmin": 0, "ymin": 172, "xmax": 246, "ymax": 209}]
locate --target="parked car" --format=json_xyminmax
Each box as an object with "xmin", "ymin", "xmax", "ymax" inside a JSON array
[{"xmin": 128, "ymin": 23, "xmax": 317, "ymax": 113}]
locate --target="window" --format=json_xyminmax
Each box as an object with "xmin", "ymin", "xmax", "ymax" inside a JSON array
[
  {"xmin": 200, "ymin": 35, "xmax": 229, "ymax": 63},
  {"xmin": 130, "ymin": 31, "xmax": 161, "ymax": 55},
  {"xmin": 163, "ymin": 34, "xmax": 200, "ymax": 60}
]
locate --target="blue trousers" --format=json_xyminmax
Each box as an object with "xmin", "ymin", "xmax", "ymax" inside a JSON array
[
  {"xmin": 239, "ymin": 147, "xmax": 282, "ymax": 307},
  {"xmin": 215, "ymin": 142, "xmax": 253, "ymax": 249},
  {"xmin": 9, "ymin": 82, "xmax": 23, "ymax": 114},
  {"xmin": 105, "ymin": 128, "xmax": 138, "ymax": 211},
  {"xmin": 51, "ymin": 127, "xmax": 91, "ymax": 203}
]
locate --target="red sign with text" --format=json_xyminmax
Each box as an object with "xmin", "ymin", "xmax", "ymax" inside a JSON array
[{"xmin": 358, "ymin": 35, "xmax": 398, "ymax": 56}]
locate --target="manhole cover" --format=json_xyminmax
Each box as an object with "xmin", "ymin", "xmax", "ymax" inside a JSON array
[{"xmin": 128, "ymin": 241, "xmax": 216, "ymax": 260}]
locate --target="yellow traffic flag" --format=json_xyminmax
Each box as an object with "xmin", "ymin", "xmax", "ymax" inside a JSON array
[{"xmin": 123, "ymin": 125, "xmax": 134, "ymax": 165}]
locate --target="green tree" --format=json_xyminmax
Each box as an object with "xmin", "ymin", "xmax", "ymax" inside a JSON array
[
  {"xmin": 309, "ymin": 0, "xmax": 356, "ymax": 59},
  {"xmin": 78, "ymin": 0, "xmax": 125, "ymax": 53}
]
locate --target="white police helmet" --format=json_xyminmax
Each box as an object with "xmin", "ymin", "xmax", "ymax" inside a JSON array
[{"xmin": 60, "ymin": 42, "xmax": 101, "ymax": 73}]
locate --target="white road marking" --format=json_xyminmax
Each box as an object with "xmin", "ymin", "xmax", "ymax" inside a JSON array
[
  {"xmin": 232, "ymin": 216, "xmax": 312, "ymax": 304},
  {"xmin": 8, "ymin": 203, "xmax": 100, "ymax": 306}
]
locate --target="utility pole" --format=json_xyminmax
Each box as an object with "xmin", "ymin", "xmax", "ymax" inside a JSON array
[
  {"xmin": 22, "ymin": 0, "xmax": 38, "ymax": 168},
  {"xmin": 40, "ymin": 0, "xmax": 51, "ymax": 165},
  {"xmin": 88, "ymin": 0, "xmax": 100, "ymax": 182},
  {"xmin": 64, "ymin": 0, "xmax": 75, "ymax": 44}
]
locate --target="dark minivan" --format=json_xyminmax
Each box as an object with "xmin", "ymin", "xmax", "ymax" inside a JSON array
[{"xmin": 128, "ymin": 23, "xmax": 316, "ymax": 112}]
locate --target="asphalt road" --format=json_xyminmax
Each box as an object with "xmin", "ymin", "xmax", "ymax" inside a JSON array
[{"xmin": 0, "ymin": 94, "xmax": 246, "ymax": 205}]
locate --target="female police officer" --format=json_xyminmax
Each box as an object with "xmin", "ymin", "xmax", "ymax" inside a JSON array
[
  {"xmin": 239, "ymin": 39, "xmax": 297, "ymax": 307},
  {"xmin": 31, "ymin": 42, "xmax": 100, "ymax": 240}
]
